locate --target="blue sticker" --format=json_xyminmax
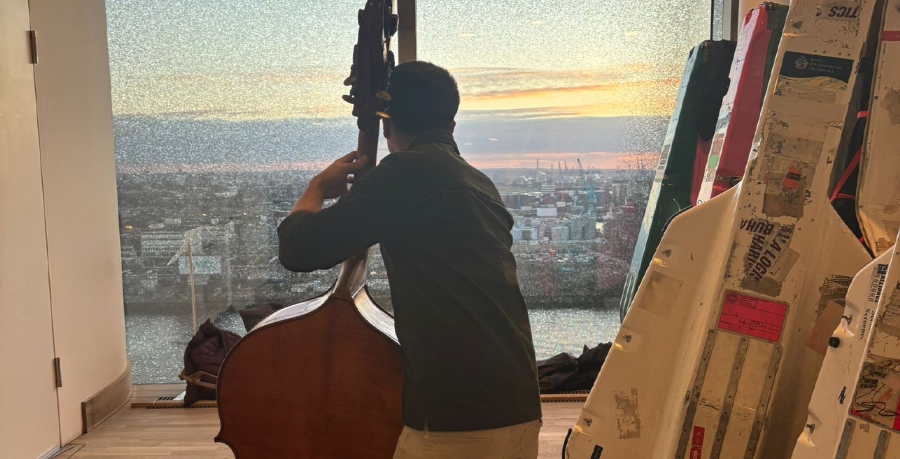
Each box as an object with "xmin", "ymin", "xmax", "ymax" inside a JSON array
[{"xmin": 780, "ymin": 51, "xmax": 853, "ymax": 84}]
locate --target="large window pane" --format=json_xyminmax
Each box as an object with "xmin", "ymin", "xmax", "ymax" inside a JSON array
[
  {"xmin": 107, "ymin": 0, "xmax": 393, "ymax": 383},
  {"xmin": 109, "ymin": 0, "xmax": 713, "ymax": 382},
  {"xmin": 418, "ymin": 0, "xmax": 711, "ymax": 359}
]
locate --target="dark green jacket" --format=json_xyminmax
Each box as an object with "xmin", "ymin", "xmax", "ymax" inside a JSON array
[{"xmin": 278, "ymin": 129, "xmax": 542, "ymax": 431}]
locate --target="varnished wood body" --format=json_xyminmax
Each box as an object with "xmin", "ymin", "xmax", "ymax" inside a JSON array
[{"xmin": 215, "ymin": 280, "xmax": 403, "ymax": 459}]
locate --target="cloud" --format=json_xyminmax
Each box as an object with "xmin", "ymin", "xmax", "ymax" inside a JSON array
[
  {"xmin": 111, "ymin": 114, "xmax": 670, "ymax": 173},
  {"xmin": 459, "ymin": 78, "xmax": 681, "ymax": 118},
  {"xmin": 149, "ymin": 108, "xmax": 268, "ymax": 120},
  {"xmin": 450, "ymin": 65, "xmax": 671, "ymax": 93},
  {"xmin": 441, "ymin": 66, "xmax": 683, "ymax": 118},
  {"xmin": 110, "ymin": 71, "xmax": 351, "ymax": 120},
  {"xmin": 457, "ymin": 107, "xmax": 587, "ymax": 120},
  {"xmin": 111, "ymin": 64, "xmax": 683, "ymax": 121}
]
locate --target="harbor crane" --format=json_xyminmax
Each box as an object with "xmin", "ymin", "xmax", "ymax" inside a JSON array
[{"xmin": 576, "ymin": 158, "xmax": 596, "ymax": 218}]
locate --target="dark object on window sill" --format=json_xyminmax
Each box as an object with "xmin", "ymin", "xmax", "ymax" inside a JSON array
[
  {"xmin": 538, "ymin": 342, "xmax": 612, "ymax": 394},
  {"xmin": 182, "ymin": 319, "xmax": 241, "ymax": 406}
]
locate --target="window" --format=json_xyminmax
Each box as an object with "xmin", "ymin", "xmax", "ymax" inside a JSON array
[
  {"xmin": 107, "ymin": 0, "xmax": 393, "ymax": 383},
  {"xmin": 108, "ymin": 0, "xmax": 711, "ymax": 383},
  {"xmin": 713, "ymin": 0, "xmax": 726, "ymax": 40},
  {"xmin": 417, "ymin": 0, "xmax": 711, "ymax": 358}
]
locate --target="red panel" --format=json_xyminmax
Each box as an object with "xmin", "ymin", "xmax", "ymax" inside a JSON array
[
  {"xmin": 691, "ymin": 426, "xmax": 705, "ymax": 446},
  {"xmin": 691, "ymin": 137, "xmax": 713, "ymax": 206},
  {"xmin": 689, "ymin": 426, "xmax": 704, "ymax": 459},
  {"xmin": 708, "ymin": 5, "xmax": 781, "ymax": 199},
  {"xmin": 893, "ymin": 394, "xmax": 900, "ymax": 432},
  {"xmin": 718, "ymin": 291, "xmax": 788, "ymax": 343}
]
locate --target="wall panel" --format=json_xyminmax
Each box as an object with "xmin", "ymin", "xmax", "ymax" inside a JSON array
[
  {"xmin": 30, "ymin": 0, "xmax": 128, "ymax": 443},
  {"xmin": 0, "ymin": 0, "xmax": 62, "ymax": 457}
]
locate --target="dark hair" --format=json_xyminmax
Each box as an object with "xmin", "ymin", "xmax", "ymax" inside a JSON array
[{"xmin": 386, "ymin": 61, "xmax": 459, "ymax": 134}]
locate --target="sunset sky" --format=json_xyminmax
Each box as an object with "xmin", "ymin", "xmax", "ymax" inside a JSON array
[{"xmin": 105, "ymin": 0, "xmax": 711, "ymax": 169}]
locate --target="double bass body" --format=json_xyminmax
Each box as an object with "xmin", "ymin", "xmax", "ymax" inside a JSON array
[{"xmin": 216, "ymin": 254, "xmax": 404, "ymax": 458}]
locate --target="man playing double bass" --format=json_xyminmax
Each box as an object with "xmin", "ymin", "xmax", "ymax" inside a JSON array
[{"xmin": 278, "ymin": 61, "xmax": 542, "ymax": 458}]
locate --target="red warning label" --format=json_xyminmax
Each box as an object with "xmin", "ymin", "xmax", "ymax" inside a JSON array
[
  {"xmin": 690, "ymin": 426, "xmax": 704, "ymax": 459},
  {"xmin": 718, "ymin": 291, "xmax": 788, "ymax": 342}
]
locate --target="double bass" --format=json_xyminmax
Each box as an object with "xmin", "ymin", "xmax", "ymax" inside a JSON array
[{"xmin": 216, "ymin": 1, "xmax": 402, "ymax": 457}]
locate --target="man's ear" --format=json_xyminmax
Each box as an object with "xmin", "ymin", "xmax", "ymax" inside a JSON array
[
  {"xmin": 383, "ymin": 120, "xmax": 392, "ymax": 139},
  {"xmin": 448, "ymin": 121, "xmax": 456, "ymax": 135}
]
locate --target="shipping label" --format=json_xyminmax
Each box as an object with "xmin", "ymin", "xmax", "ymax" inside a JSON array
[{"xmin": 718, "ymin": 290, "xmax": 789, "ymax": 343}]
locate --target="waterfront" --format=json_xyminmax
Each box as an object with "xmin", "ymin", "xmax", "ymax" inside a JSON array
[
  {"xmin": 117, "ymin": 162, "xmax": 649, "ymax": 384},
  {"xmin": 127, "ymin": 307, "xmax": 621, "ymax": 384}
]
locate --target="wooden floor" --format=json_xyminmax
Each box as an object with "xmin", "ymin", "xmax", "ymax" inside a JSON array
[{"xmin": 66, "ymin": 385, "xmax": 583, "ymax": 458}]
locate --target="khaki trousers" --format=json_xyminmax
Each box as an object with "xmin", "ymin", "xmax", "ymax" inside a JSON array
[{"xmin": 391, "ymin": 420, "xmax": 542, "ymax": 459}]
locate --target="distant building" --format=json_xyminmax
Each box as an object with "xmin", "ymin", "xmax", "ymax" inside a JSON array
[
  {"xmin": 551, "ymin": 226, "xmax": 570, "ymax": 242},
  {"xmin": 140, "ymin": 232, "xmax": 183, "ymax": 258},
  {"xmin": 521, "ymin": 228, "xmax": 533, "ymax": 241},
  {"xmin": 568, "ymin": 218, "xmax": 585, "ymax": 241},
  {"xmin": 511, "ymin": 227, "xmax": 523, "ymax": 242},
  {"xmin": 536, "ymin": 207, "xmax": 557, "ymax": 218}
]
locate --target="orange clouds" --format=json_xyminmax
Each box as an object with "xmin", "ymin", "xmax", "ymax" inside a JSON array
[
  {"xmin": 449, "ymin": 66, "xmax": 683, "ymax": 119},
  {"xmin": 112, "ymin": 65, "xmax": 683, "ymax": 121},
  {"xmin": 461, "ymin": 78, "xmax": 680, "ymax": 118}
]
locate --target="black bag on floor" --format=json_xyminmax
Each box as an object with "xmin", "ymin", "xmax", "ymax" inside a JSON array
[
  {"xmin": 180, "ymin": 319, "xmax": 241, "ymax": 406},
  {"xmin": 538, "ymin": 342, "xmax": 612, "ymax": 394}
]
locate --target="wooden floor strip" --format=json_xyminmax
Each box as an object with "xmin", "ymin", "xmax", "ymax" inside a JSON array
[{"xmin": 73, "ymin": 385, "xmax": 583, "ymax": 458}]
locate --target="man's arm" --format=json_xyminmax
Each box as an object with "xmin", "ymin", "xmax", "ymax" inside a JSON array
[
  {"xmin": 278, "ymin": 152, "xmax": 406, "ymax": 272},
  {"xmin": 290, "ymin": 182, "xmax": 325, "ymax": 215},
  {"xmin": 290, "ymin": 151, "xmax": 367, "ymax": 215}
]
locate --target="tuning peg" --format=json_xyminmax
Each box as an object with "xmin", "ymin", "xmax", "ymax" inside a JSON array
[
  {"xmin": 344, "ymin": 75, "xmax": 357, "ymax": 86},
  {"xmin": 342, "ymin": 94, "xmax": 355, "ymax": 104},
  {"xmin": 376, "ymin": 90, "xmax": 391, "ymax": 101}
]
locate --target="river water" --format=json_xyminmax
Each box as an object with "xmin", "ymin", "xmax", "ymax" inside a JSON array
[{"xmin": 127, "ymin": 308, "xmax": 621, "ymax": 384}]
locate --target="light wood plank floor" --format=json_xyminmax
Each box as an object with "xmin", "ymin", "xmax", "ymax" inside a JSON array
[{"xmin": 69, "ymin": 385, "xmax": 582, "ymax": 458}]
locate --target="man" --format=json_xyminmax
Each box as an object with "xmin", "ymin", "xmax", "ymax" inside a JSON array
[{"xmin": 278, "ymin": 61, "xmax": 542, "ymax": 458}]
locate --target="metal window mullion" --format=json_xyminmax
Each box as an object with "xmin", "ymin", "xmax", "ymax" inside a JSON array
[
  {"xmin": 723, "ymin": 0, "xmax": 741, "ymax": 41},
  {"xmin": 398, "ymin": 0, "xmax": 416, "ymax": 63}
]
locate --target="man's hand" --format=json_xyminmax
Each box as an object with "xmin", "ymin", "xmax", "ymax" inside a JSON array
[
  {"xmin": 290, "ymin": 152, "xmax": 370, "ymax": 215},
  {"xmin": 314, "ymin": 151, "xmax": 370, "ymax": 199}
]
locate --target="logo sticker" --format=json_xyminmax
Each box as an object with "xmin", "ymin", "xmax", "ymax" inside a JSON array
[
  {"xmin": 821, "ymin": 3, "xmax": 861, "ymax": 20},
  {"xmin": 779, "ymin": 51, "xmax": 854, "ymax": 84}
]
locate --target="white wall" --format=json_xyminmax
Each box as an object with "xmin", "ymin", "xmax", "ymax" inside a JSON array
[
  {"xmin": 30, "ymin": 0, "xmax": 128, "ymax": 443},
  {"xmin": 0, "ymin": 1, "xmax": 63, "ymax": 458}
]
